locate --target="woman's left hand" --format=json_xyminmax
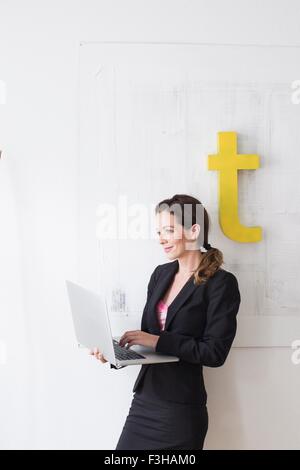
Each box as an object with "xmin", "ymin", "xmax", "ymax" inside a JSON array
[{"xmin": 118, "ymin": 330, "xmax": 159, "ymax": 350}]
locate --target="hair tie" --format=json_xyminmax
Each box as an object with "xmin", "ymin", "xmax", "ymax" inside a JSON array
[{"xmin": 203, "ymin": 241, "xmax": 212, "ymax": 250}]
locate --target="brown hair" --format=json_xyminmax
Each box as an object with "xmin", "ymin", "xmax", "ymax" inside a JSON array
[{"xmin": 155, "ymin": 194, "xmax": 224, "ymax": 285}]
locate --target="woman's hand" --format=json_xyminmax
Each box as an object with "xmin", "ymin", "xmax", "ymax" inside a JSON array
[
  {"xmin": 89, "ymin": 347, "xmax": 107, "ymax": 363},
  {"xmin": 118, "ymin": 330, "xmax": 159, "ymax": 350}
]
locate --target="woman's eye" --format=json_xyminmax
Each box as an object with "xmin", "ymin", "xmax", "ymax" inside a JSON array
[{"xmin": 157, "ymin": 229, "xmax": 174, "ymax": 235}]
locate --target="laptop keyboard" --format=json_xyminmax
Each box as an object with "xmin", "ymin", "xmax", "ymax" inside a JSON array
[{"xmin": 113, "ymin": 339, "xmax": 146, "ymax": 361}]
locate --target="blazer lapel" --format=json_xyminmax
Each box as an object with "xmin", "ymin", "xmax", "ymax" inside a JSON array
[{"xmin": 146, "ymin": 259, "xmax": 199, "ymax": 333}]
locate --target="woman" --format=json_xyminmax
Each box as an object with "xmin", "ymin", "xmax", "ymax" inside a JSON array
[{"xmin": 90, "ymin": 194, "xmax": 241, "ymax": 450}]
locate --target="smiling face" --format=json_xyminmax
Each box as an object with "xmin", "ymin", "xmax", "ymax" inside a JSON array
[{"xmin": 156, "ymin": 210, "xmax": 200, "ymax": 260}]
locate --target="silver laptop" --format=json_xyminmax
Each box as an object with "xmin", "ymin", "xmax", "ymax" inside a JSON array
[{"xmin": 66, "ymin": 280, "xmax": 179, "ymax": 368}]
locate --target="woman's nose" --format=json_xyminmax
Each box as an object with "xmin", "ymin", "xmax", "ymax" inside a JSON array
[{"xmin": 159, "ymin": 235, "xmax": 167, "ymax": 244}]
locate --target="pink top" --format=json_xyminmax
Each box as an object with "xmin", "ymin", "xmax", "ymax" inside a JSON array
[{"xmin": 156, "ymin": 299, "xmax": 168, "ymax": 331}]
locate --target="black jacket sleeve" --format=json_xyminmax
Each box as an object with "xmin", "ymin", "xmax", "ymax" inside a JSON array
[
  {"xmin": 155, "ymin": 271, "xmax": 241, "ymax": 367},
  {"xmin": 110, "ymin": 264, "xmax": 161, "ymax": 369}
]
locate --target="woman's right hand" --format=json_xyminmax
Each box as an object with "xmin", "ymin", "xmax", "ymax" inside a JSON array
[{"xmin": 89, "ymin": 347, "xmax": 108, "ymax": 364}]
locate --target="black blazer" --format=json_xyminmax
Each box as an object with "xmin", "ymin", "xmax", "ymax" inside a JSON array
[{"xmin": 112, "ymin": 259, "xmax": 241, "ymax": 405}]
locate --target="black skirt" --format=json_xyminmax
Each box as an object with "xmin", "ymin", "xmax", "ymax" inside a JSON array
[{"xmin": 115, "ymin": 389, "xmax": 208, "ymax": 450}]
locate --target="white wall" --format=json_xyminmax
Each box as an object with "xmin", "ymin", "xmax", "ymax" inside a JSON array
[{"xmin": 0, "ymin": 0, "xmax": 299, "ymax": 450}]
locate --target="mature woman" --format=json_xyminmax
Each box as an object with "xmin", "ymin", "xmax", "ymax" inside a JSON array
[{"xmin": 90, "ymin": 194, "xmax": 241, "ymax": 450}]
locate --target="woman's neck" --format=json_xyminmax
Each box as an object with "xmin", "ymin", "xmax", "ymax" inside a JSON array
[{"xmin": 177, "ymin": 249, "xmax": 203, "ymax": 275}]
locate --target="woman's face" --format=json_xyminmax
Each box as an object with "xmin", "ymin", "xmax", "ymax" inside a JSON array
[{"xmin": 156, "ymin": 211, "xmax": 198, "ymax": 260}]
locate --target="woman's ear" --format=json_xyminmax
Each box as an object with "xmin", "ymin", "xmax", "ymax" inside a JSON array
[{"xmin": 190, "ymin": 223, "xmax": 201, "ymax": 240}]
